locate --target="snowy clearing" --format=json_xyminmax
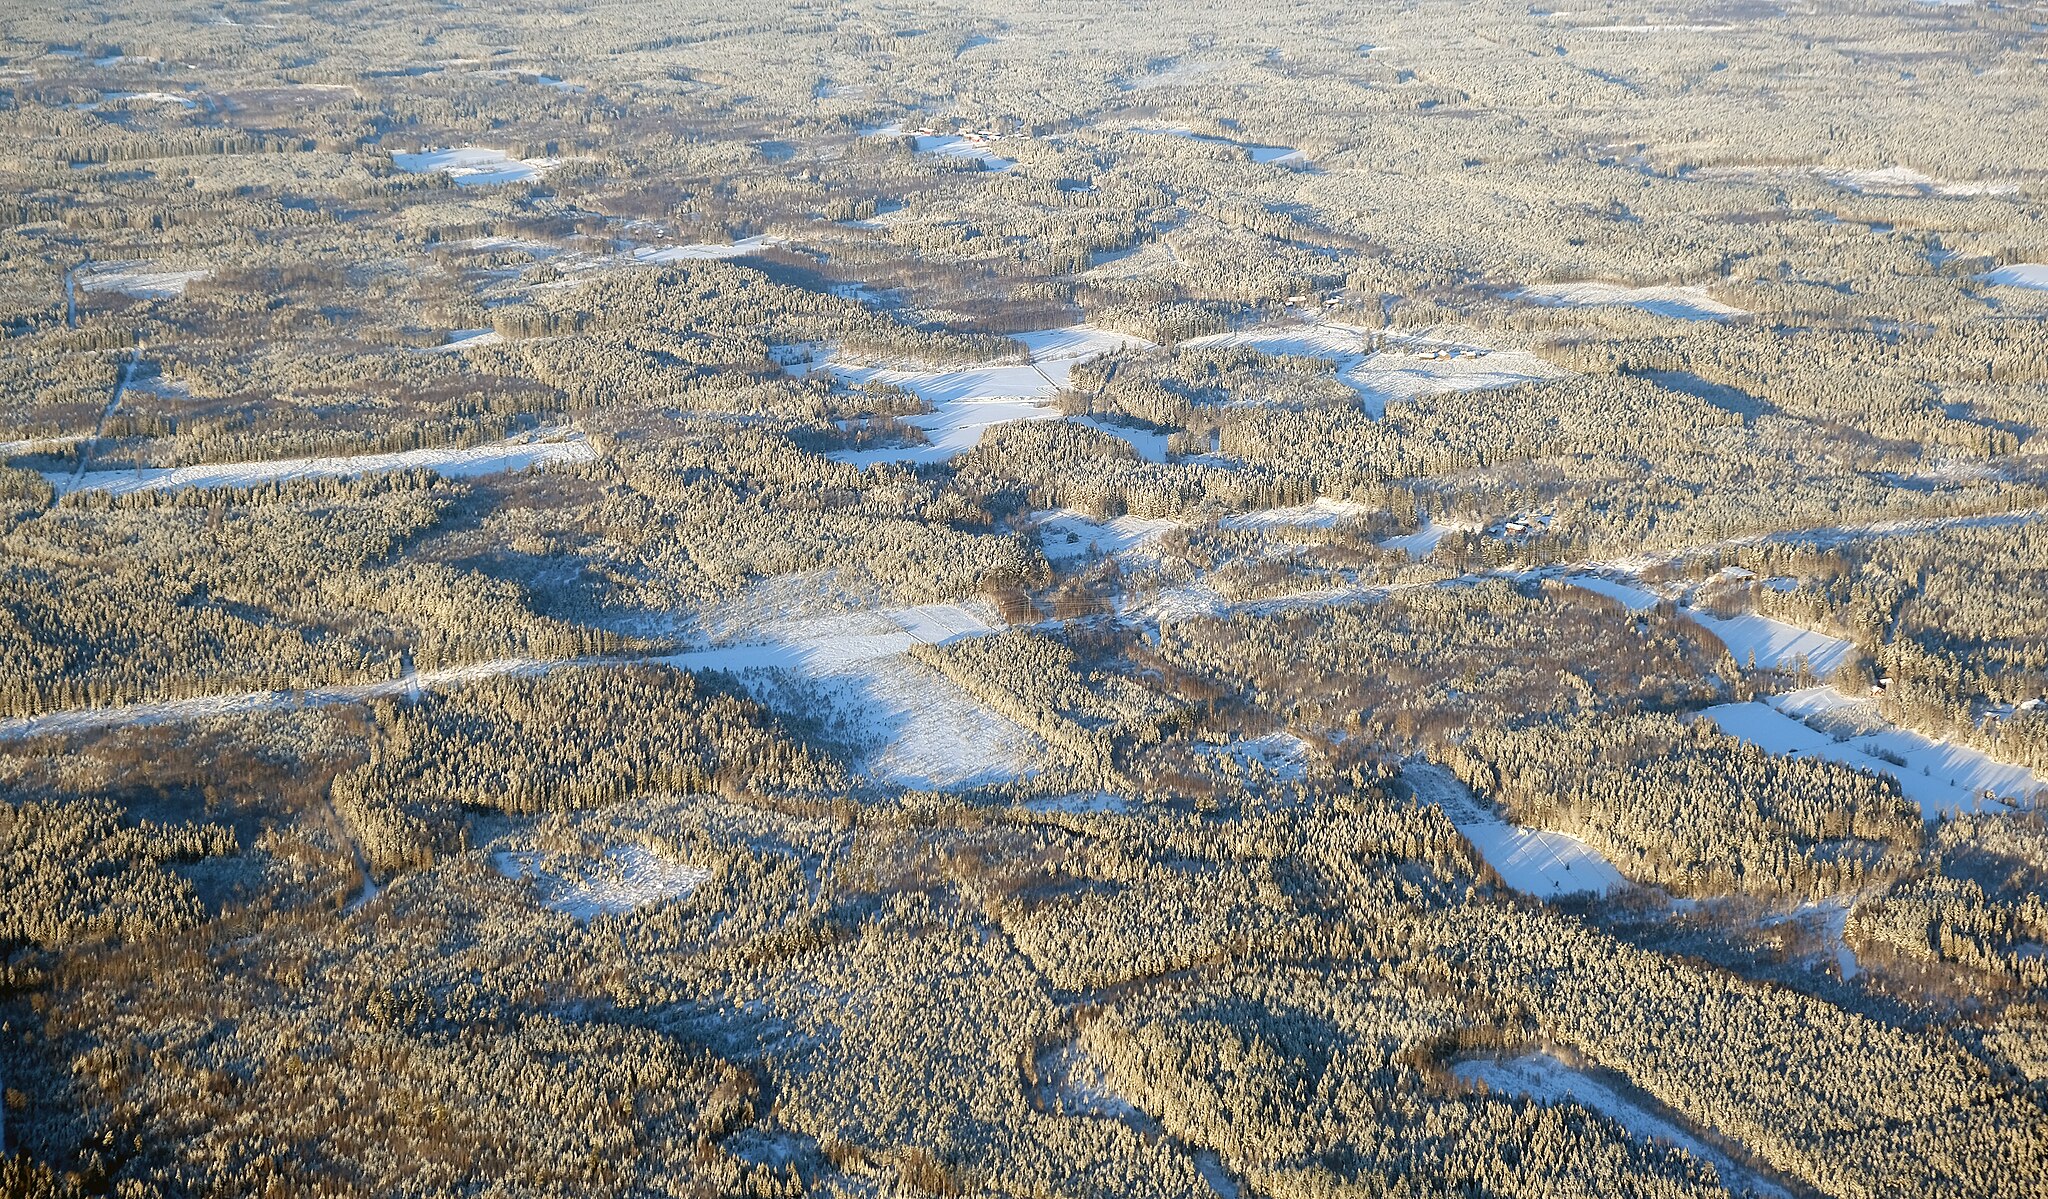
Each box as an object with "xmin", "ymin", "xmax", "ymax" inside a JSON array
[
  {"xmin": 0, "ymin": 657, "xmax": 551, "ymax": 743},
  {"xmin": 1512, "ymin": 281, "xmax": 1746, "ymax": 321},
  {"xmin": 1815, "ymin": 165, "xmax": 2011, "ymax": 197},
  {"xmin": 1037, "ymin": 509, "xmax": 1180, "ymax": 562},
  {"xmin": 492, "ymin": 845, "xmax": 712, "ymax": 922},
  {"xmin": 624, "ymin": 234, "xmax": 781, "ymax": 264},
  {"xmin": 1563, "ymin": 574, "xmax": 1664, "ymax": 611},
  {"xmin": 1680, "ymin": 609, "xmax": 1853, "ymax": 675},
  {"xmin": 1407, "ymin": 763, "xmax": 1627, "ymax": 898},
  {"xmin": 1980, "ymin": 264, "xmax": 2048, "ymax": 290},
  {"xmin": 800, "ymin": 324, "xmax": 1153, "ymax": 466},
  {"xmin": 1220, "ymin": 497, "xmax": 1371, "ymax": 531},
  {"xmin": 862, "ymin": 124, "xmax": 1016, "ymax": 170},
  {"xmin": 391, "ymin": 146, "xmax": 557, "ymax": 186},
  {"xmin": 1179, "ymin": 323, "xmax": 1569, "ymax": 416},
  {"xmin": 51, "ymin": 426, "xmax": 598, "ymax": 496},
  {"xmin": 1378, "ymin": 516, "xmax": 1476, "ymax": 560},
  {"xmin": 76, "ymin": 261, "xmax": 210, "ymax": 299},
  {"xmin": 1021, "ymin": 792, "xmax": 1132, "ymax": 816},
  {"xmin": 424, "ymin": 328, "xmax": 505, "ymax": 353},
  {"xmin": 1701, "ymin": 689, "xmax": 2048, "ymax": 816},
  {"xmin": 1453, "ymin": 1053, "xmax": 1790, "ymax": 1198},
  {"xmin": 1129, "ymin": 125, "xmax": 1306, "ymax": 166},
  {"xmin": 666, "ymin": 598, "xmax": 1041, "ymax": 790},
  {"xmin": 1198, "ymin": 732, "xmax": 1313, "ymax": 782}
]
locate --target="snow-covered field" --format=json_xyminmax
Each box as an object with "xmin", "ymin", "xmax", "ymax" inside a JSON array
[
  {"xmin": 1702, "ymin": 688, "xmax": 2048, "ymax": 815},
  {"xmin": 1679, "ymin": 609, "xmax": 1853, "ymax": 675},
  {"xmin": 392, "ymin": 146, "xmax": 557, "ymax": 186},
  {"xmin": 1815, "ymin": 165, "xmax": 2011, "ymax": 197},
  {"xmin": 1980, "ymin": 264, "xmax": 2048, "ymax": 290},
  {"xmin": 1453, "ymin": 1053, "xmax": 1789, "ymax": 1198},
  {"xmin": 1562, "ymin": 574, "xmax": 1664, "ymax": 611},
  {"xmin": 666, "ymin": 599, "xmax": 1043, "ymax": 790},
  {"xmin": 622, "ymin": 234, "xmax": 780, "ymax": 264},
  {"xmin": 1178, "ymin": 323, "xmax": 1569, "ymax": 416},
  {"xmin": 1406, "ymin": 763, "xmax": 1627, "ymax": 899},
  {"xmin": 76, "ymin": 261, "xmax": 209, "ymax": 299},
  {"xmin": 1219, "ymin": 497, "xmax": 1370, "ymax": 531},
  {"xmin": 1512, "ymin": 281, "xmax": 1746, "ymax": 321},
  {"xmin": 492, "ymin": 845, "xmax": 712, "ymax": 922},
  {"xmin": 861, "ymin": 124, "xmax": 1016, "ymax": 170},
  {"xmin": 51, "ymin": 427, "xmax": 598, "ymax": 496},
  {"xmin": 797, "ymin": 324, "xmax": 1153, "ymax": 466},
  {"xmin": 1037, "ymin": 509, "xmax": 1180, "ymax": 562},
  {"xmin": 1378, "ymin": 516, "xmax": 1476, "ymax": 560}
]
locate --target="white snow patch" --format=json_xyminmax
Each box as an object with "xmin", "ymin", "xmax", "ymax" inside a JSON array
[
  {"xmin": 492, "ymin": 845, "xmax": 711, "ymax": 922},
  {"xmin": 1129, "ymin": 125, "xmax": 1306, "ymax": 166},
  {"xmin": 1220, "ymin": 497, "xmax": 1370, "ymax": 531},
  {"xmin": 1980, "ymin": 264, "xmax": 2048, "ymax": 290},
  {"xmin": 76, "ymin": 261, "xmax": 209, "ymax": 299},
  {"xmin": 0, "ymin": 434, "xmax": 84, "ymax": 459},
  {"xmin": 1378, "ymin": 516, "xmax": 1475, "ymax": 560},
  {"xmin": 1680, "ymin": 609, "xmax": 1851, "ymax": 675},
  {"xmin": 75, "ymin": 90, "xmax": 196, "ymax": 111},
  {"xmin": 1199, "ymin": 732, "xmax": 1313, "ymax": 781},
  {"xmin": 1817, "ymin": 165, "xmax": 2011, "ymax": 198},
  {"xmin": 1070, "ymin": 416, "xmax": 1171, "ymax": 462},
  {"xmin": 1702, "ymin": 689, "xmax": 2048, "ymax": 816},
  {"xmin": 862, "ymin": 124, "xmax": 1016, "ymax": 170},
  {"xmin": 1408, "ymin": 763, "xmax": 1627, "ymax": 899},
  {"xmin": 1454, "ymin": 1053, "xmax": 1790, "ymax": 1198},
  {"xmin": 1563, "ymin": 574, "xmax": 1664, "ymax": 611},
  {"xmin": 1037, "ymin": 509, "xmax": 1180, "ymax": 562},
  {"xmin": 424, "ymin": 328, "xmax": 504, "ymax": 353},
  {"xmin": 799, "ymin": 324, "xmax": 1153, "ymax": 466},
  {"xmin": 624, "ymin": 234, "xmax": 780, "ymax": 264},
  {"xmin": 1179, "ymin": 323, "xmax": 1568, "ymax": 416},
  {"xmin": 392, "ymin": 146, "xmax": 557, "ymax": 187},
  {"xmin": 1022, "ymin": 792, "xmax": 1132, "ymax": 816},
  {"xmin": 51, "ymin": 427, "xmax": 598, "ymax": 496},
  {"xmin": 1513, "ymin": 281, "xmax": 1746, "ymax": 321}
]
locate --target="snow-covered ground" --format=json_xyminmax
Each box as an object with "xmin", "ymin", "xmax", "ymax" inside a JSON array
[
  {"xmin": 861, "ymin": 124, "xmax": 1016, "ymax": 170},
  {"xmin": 665, "ymin": 599, "xmax": 1043, "ymax": 790},
  {"xmin": 795, "ymin": 324, "xmax": 1153, "ymax": 466},
  {"xmin": 623, "ymin": 234, "xmax": 780, "ymax": 264},
  {"xmin": 1129, "ymin": 125, "xmax": 1306, "ymax": 166},
  {"xmin": 1679, "ymin": 609, "xmax": 1853, "ymax": 675},
  {"xmin": 1980, "ymin": 264, "xmax": 2048, "ymax": 290},
  {"xmin": 1815, "ymin": 165, "xmax": 2011, "ymax": 198},
  {"xmin": 1701, "ymin": 688, "xmax": 2048, "ymax": 816},
  {"xmin": 0, "ymin": 656, "xmax": 551, "ymax": 743},
  {"xmin": 424, "ymin": 328, "xmax": 505, "ymax": 353},
  {"xmin": 0, "ymin": 434, "xmax": 84, "ymax": 459},
  {"xmin": 1198, "ymin": 731, "xmax": 1313, "ymax": 781},
  {"xmin": 1562, "ymin": 574, "xmax": 1664, "ymax": 611},
  {"xmin": 1219, "ymin": 497, "xmax": 1370, "ymax": 531},
  {"xmin": 1378, "ymin": 516, "xmax": 1476, "ymax": 560},
  {"xmin": 1453, "ymin": 1052, "xmax": 1790, "ymax": 1198},
  {"xmin": 51, "ymin": 427, "xmax": 598, "ymax": 496},
  {"xmin": 1512, "ymin": 281, "xmax": 1746, "ymax": 321},
  {"xmin": 492, "ymin": 845, "xmax": 711, "ymax": 922},
  {"xmin": 392, "ymin": 146, "xmax": 557, "ymax": 186},
  {"xmin": 74, "ymin": 90, "xmax": 195, "ymax": 111},
  {"xmin": 1178, "ymin": 323, "xmax": 1569, "ymax": 416},
  {"xmin": 1021, "ymin": 792, "xmax": 1132, "ymax": 816},
  {"xmin": 1037, "ymin": 509, "xmax": 1180, "ymax": 562},
  {"xmin": 1406, "ymin": 763, "xmax": 1628, "ymax": 899},
  {"xmin": 76, "ymin": 261, "xmax": 209, "ymax": 299}
]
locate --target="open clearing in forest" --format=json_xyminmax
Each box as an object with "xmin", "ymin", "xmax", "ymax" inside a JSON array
[
  {"xmin": 491, "ymin": 845, "xmax": 712, "ymax": 922},
  {"xmin": 1511, "ymin": 281, "xmax": 1746, "ymax": 321},
  {"xmin": 1452, "ymin": 1052, "xmax": 1791, "ymax": 1198},
  {"xmin": 1702, "ymin": 688, "xmax": 2048, "ymax": 816},
  {"xmin": 76, "ymin": 260, "xmax": 209, "ymax": 298},
  {"xmin": 391, "ymin": 146, "xmax": 557, "ymax": 185},
  {"xmin": 1178, "ymin": 323, "xmax": 1570, "ymax": 416},
  {"xmin": 50, "ymin": 426, "xmax": 598, "ymax": 496},
  {"xmin": 1405, "ymin": 763, "xmax": 1627, "ymax": 899}
]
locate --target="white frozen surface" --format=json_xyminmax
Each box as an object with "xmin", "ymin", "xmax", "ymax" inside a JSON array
[
  {"xmin": 863, "ymin": 124, "xmax": 1016, "ymax": 170},
  {"xmin": 807, "ymin": 325, "xmax": 1153, "ymax": 466},
  {"xmin": 425, "ymin": 328, "xmax": 505, "ymax": 353},
  {"xmin": 492, "ymin": 845, "xmax": 711, "ymax": 922},
  {"xmin": 1701, "ymin": 689, "xmax": 2048, "ymax": 816},
  {"xmin": 625, "ymin": 234, "xmax": 780, "ymax": 264},
  {"xmin": 51, "ymin": 427, "xmax": 598, "ymax": 496},
  {"xmin": 1037, "ymin": 509, "xmax": 1180, "ymax": 562},
  {"xmin": 1680, "ymin": 609, "xmax": 1852, "ymax": 675},
  {"xmin": 1407, "ymin": 763, "xmax": 1627, "ymax": 899},
  {"xmin": 1454, "ymin": 1053, "xmax": 1790, "ymax": 1198},
  {"xmin": 1816, "ymin": 165, "xmax": 2010, "ymax": 197},
  {"xmin": 1513, "ymin": 281, "xmax": 1745, "ymax": 321},
  {"xmin": 1179, "ymin": 323, "xmax": 1568, "ymax": 416},
  {"xmin": 1378, "ymin": 517, "xmax": 1475, "ymax": 560},
  {"xmin": 1130, "ymin": 125, "xmax": 1306, "ymax": 166},
  {"xmin": 1563, "ymin": 574, "xmax": 1664, "ymax": 611},
  {"xmin": 1071, "ymin": 416, "xmax": 1170, "ymax": 462},
  {"xmin": 392, "ymin": 146, "xmax": 557, "ymax": 186},
  {"xmin": 1220, "ymin": 498, "xmax": 1370, "ymax": 531},
  {"xmin": 1980, "ymin": 264, "xmax": 2048, "ymax": 290},
  {"xmin": 76, "ymin": 261, "xmax": 209, "ymax": 299}
]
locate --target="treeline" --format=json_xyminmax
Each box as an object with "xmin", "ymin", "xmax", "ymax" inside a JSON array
[{"xmin": 1440, "ymin": 713, "xmax": 1924, "ymax": 899}]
